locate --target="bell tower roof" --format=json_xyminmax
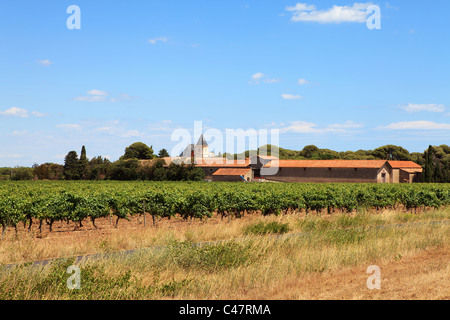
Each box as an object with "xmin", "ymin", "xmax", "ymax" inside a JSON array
[{"xmin": 196, "ymin": 134, "xmax": 208, "ymax": 146}]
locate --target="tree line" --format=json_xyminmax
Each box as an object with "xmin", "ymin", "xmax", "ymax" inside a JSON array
[
  {"xmin": 1, "ymin": 143, "xmax": 449, "ymax": 183},
  {"xmin": 226, "ymin": 144, "xmax": 450, "ymax": 183},
  {"xmin": 2, "ymin": 142, "xmax": 204, "ymax": 182}
]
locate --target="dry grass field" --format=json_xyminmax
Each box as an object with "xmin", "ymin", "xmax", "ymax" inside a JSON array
[{"xmin": 0, "ymin": 207, "xmax": 448, "ymax": 300}]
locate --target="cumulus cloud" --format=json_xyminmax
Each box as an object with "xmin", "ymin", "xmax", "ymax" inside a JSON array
[
  {"xmin": 328, "ymin": 121, "xmax": 364, "ymax": 129},
  {"xmin": 252, "ymin": 72, "xmax": 265, "ymax": 80},
  {"xmin": 249, "ymin": 72, "xmax": 281, "ymax": 84},
  {"xmin": 264, "ymin": 78, "xmax": 282, "ymax": 83},
  {"xmin": 0, "ymin": 107, "xmax": 46, "ymax": 118},
  {"xmin": 120, "ymin": 130, "xmax": 146, "ymax": 138},
  {"xmin": 0, "ymin": 107, "xmax": 29, "ymax": 118},
  {"xmin": 148, "ymin": 37, "xmax": 168, "ymax": 44},
  {"xmin": 286, "ymin": 2, "xmax": 373, "ymax": 24},
  {"xmin": 401, "ymin": 103, "xmax": 445, "ymax": 113},
  {"xmin": 12, "ymin": 130, "xmax": 28, "ymax": 136},
  {"xmin": 74, "ymin": 96, "xmax": 107, "ymax": 102},
  {"xmin": 37, "ymin": 59, "xmax": 53, "ymax": 66},
  {"xmin": 87, "ymin": 89, "xmax": 109, "ymax": 96},
  {"xmin": 57, "ymin": 124, "xmax": 82, "ymax": 130},
  {"xmin": 297, "ymin": 78, "xmax": 309, "ymax": 85},
  {"xmin": 278, "ymin": 120, "xmax": 364, "ymax": 134},
  {"xmin": 383, "ymin": 121, "xmax": 450, "ymax": 130},
  {"xmin": 75, "ymin": 90, "xmax": 136, "ymax": 103},
  {"xmin": 281, "ymin": 93, "xmax": 303, "ymax": 100}
]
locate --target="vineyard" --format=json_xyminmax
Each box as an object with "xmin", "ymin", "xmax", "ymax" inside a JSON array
[{"xmin": 0, "ymin": 181, "xmax": 449, "ymax": 238}]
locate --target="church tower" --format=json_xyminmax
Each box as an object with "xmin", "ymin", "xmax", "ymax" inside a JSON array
[{"xmin": 196, "ymin": 134, "xmax": 209, "ymax": 158}]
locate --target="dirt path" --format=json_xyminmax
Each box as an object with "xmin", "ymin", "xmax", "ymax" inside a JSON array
[{"xmin": 236, "ymin": 247, "xmax": 449, "ymax": 300}]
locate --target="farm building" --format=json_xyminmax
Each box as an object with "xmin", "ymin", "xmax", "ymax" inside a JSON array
[
  {"xmin": 142, "ymin": 136, "xmax": 423, "ymax": 183},
  {"xmin": 261, "ymin": 159, "xmax": 423, "ymax": 183},
  {"xmin": 146, "ymin": 154, "xmax": 423, "ymax": 183}
]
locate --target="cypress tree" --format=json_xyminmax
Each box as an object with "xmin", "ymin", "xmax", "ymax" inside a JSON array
[
  {"xmin": 424, "ymin": 145, "xmax": 434, "ymax": 183},
  {"xmin": 79, "ymin": 146, "xmax": 88, "ymax": 179}
]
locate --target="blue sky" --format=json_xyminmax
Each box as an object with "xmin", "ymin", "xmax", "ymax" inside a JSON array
[{"xmin": 0, "ymin": 0, "xmax": 449, "ymax": 166}]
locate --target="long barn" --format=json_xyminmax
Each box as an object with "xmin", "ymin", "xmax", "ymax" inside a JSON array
[
  {"xmin": 259, "ymin": 159, "xmax": 423, "ymax": 183},
  {"xmin": 193, "ymin": 157, "xmax": 423, "ymax": 183}
]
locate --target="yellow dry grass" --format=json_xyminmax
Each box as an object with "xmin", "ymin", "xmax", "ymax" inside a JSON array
[{"xmin": 0, "ymin": 208, "xmax": 449, "ymax": 300}]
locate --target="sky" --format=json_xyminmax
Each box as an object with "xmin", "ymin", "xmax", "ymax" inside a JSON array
[{"xmin": 0, "ymin": 0, "xmax": 449, "ymax": 166}]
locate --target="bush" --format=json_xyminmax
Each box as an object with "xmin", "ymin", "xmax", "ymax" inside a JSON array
[
  {"xmin": 10, "ymin": 167, "xmax": 34, "ymax": 181},
  {"xmin": 165, "ymin": 240, "xmax": 251, "ymax": 272}
]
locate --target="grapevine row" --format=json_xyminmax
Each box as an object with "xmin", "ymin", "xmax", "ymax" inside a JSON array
[{"xmin": 0, "ymin": 181, "xmax": 449, "ymax": 237}]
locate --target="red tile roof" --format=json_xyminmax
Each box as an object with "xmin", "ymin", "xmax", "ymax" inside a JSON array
[
  {"xmin": 251, "ymin": 155, "xmax": 279, "ymax": 160},
  {"xmin": 264, "ymin": 160, "xmax": 387, "ymax": 168},
  {"xmin": 194, "ymin": 158, "xmax": 251, "ymax": 167},
  {"xmin": 387, "ymin": 161, "xmax": 422, "ymax": 169},
  {"xmin": 212, "ymin": 168, "xmax": 251, "ymax": 176},
  {"xmin": 400, "ymin": 168, "xmax": 423, "ymax": 173}
]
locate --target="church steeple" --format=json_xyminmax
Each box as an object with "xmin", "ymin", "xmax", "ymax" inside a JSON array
[{"xmin": 196, "ymin": 134, "xmax": 208, "ymax": 147}]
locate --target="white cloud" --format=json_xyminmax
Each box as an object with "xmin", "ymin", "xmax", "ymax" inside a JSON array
[
  {"xmin": 297, "ymin": 78, "xmax": 309, "ymax": 85},
  {"xmin": 75, "ymin": 90, "xmax": 136, "ymax": 103},
  {"xmin": 249, "ymin": 72, "xmax": 281, "ymax": 84},
  {"xmin": 264, "ymin": 78, "xmax": 282, "ymax": 83},
  {"xmin": 87, "ymin": 89, "xmax": 109, "ymax": 96},
  {"xmin": 286, "ymin": 2, "xmax": 373, "ymax": 24},
  {"xmin": 120, "ymin": 130, "xmax": 146, "ymax": 138},
  {"xmin": 279, "ymin": 120, "xmax": 364, "ymax": 134},
  {"xmin": 74, "ymin": 89, "xmax": 109, "ymax": 102},
  {"xmin": 0, "ymin": 107, "xmax": 29, "ymax": 118},
  {"xmin": 37, "ymin": 59, "xmax": 53, "ymax": 66},
  {"xmin": 252, "ymin": 72, "xmax": 265, "ymax": 80},
  {"xmin": 328, "ymin": 121, "xmax": 364, "ymax": 129},
  {"xmin": 31, "ymin": 111, "xmax": 46, "ymax": 117},
  {"xmin": 401, "ymin": 103, "xmax": 445, "ymax": 113},
  {"xmin": 12, "ymin": 130, "xmax": 28, "ymax": 136},
  {"xmin": 148, "ymin": 37, "xmax": 168, "ymax": 44},
  {"xmin": 57, "ymin": 124, "xmax": 82, "ymax": 130},
  {"xmin": 282, "ymin": 93, "xmax": 303, "ymax": 100},
  {"xmin": 280, "ymin": 121, "xmax": 319, "ymax": 133},
  {"xmin": 74, "ymin": 96, "xmax": 107, "ymax": 102},
  {"xmin": 383, "ymin": 121, "xmax": 450, "ymax": 130}
]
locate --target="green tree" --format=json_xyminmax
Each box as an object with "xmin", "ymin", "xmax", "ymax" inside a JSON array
[
  {"xmin": 64, "ymin": 151, "xmax": 81, "ymax": 180},
  {"xmin": 424, "ymin": 145, "xmax": 434, "ymax": 183},
  {"xmin": 300, "ymin": 145, "xmax": 319, "ymax": 158},
  {"xmin": 108, "ymin": 160, "xmax": 140, "ymax": 180},
  {"xmin": 186, "ymin": 167, "xmax": 206, "ymax": 181},
  {"xmin": 158, "ymin": 149, "xmax": 170, "ymax": 158},
  {"xmin": 87, "ymin": 156, "xmax": 111, "ymax": 180},
  {"xmin": 79, "ymin": 146, "xmax": 89, "ymax": 179},
  {"xmin": 121, "ymin": 142, "xmax": 154, "ymax": 160},
  {"xmin": 152, "ymin": 160, "xmax": 167, "ymax": 181},
  {"xmin": 372, "ymin": 145, "xmax": 411, "ymax": 161}
]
